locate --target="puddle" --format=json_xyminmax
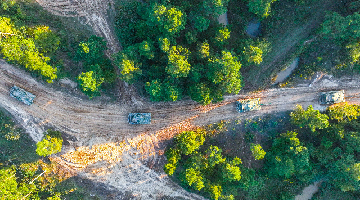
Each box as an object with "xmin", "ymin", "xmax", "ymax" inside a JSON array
[
  {"xmin": 274, "ymin": 57, "xmax": 299, "ymax": 84},
  {"xmin": 218, "ymin": 12, "xmax": 228, "ymax": 26},
  {"xmin": 246, "ymin": 19, "xmax": 261, "ymax": 37}
]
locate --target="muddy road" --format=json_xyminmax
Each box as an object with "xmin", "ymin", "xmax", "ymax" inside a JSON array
[{"xmin": 1, "ymin": 60, "xmax": 360, "ymax": 199}]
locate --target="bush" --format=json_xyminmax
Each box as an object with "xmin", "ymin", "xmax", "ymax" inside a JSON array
[{"xmin": 36, "ymin": 130, "xmax": 63, "ymax": 157}]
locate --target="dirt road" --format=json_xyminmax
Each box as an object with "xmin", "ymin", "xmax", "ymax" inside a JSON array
[
  {"xmin": 1, "ymin": 60, "xmax": 360, "ymax": 199},
  {"xmin": 35, "ymin": 0, "xmax": 121, "ymax": 54}
]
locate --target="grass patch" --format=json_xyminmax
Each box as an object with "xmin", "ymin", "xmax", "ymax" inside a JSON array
[{"xmin": 0, "ymin": 109, "xmax": 39, "ymax": 165}]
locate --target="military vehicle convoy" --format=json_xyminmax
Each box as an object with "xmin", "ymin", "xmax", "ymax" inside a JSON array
[
  {"xmin": 319, "ymin": 90, "xmax": 345, "ymax": 105},
  {"xmin": 128, "ymin": 113, "xmax": 151, "ymax": 124},
  {"xmin": 236, "ymin": 98, "xmax": 261, "ymax": 113},
  {"xmin": 10, "ymin": 86, "xmax": 36, "ymax": 106}
]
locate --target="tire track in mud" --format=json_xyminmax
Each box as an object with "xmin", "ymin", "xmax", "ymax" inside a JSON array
[{"xmin": 2, "ymin": 59, "xmax": 360, "ymax": 198}]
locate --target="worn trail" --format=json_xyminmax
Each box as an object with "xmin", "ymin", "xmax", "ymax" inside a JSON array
[{"xmin": 1, "ymin": 60, "xmax": 360, "ymax": 198}]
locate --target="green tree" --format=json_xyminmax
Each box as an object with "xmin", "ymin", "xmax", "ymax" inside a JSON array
[
  {"xmin": 77, "ymin": 71, "xmax": 104, "ymax": 97},
  {"xmin": 215, "ymin": 27, "xmax": 230, "ymax": 43},
  {"xmin": 206, "ymin": 145, "xmax": 226, "ymax": 167},
  {"xmin": 189, "ymin": 83, "xmax": 213, "ymax": 105},
  {"xmin": 0, "ymin": 17, "xmax": 57, "ymax": 82},
  {"xmin": 221, "ymin": 157, "xmax": 242, "ymax": 182},
  {"xmin": 176, "ymin": 129, "xmax": 206, "ymax": 155},
  {"xmin": 206, "ymin": 184, "xmax": 222, "ymax": 200},
  {"xmin": 327, "ymin": 103, "xmax": 360, "ymax": 122},
  {"xmin": 114, "ymin": 53, "xmax": 142, "ymax": 83},
  {"xmin": 185, "ymin": 168, "xmax": 205, "ymax": 191},
  {"xmin": 268, "ymin": 131, "xmax": 311, "ymax": 179},
  {"xmin": 145, "ymin": 79, "xmax": 181, "ymax": 102},
  {"xmin": 248, "ymin": 0, "xmax": 277, "ymax": 18},
  {"xmin": 76, "ymin": 35, "xmax": 107, "ymax": 65},
  {"xmin": 290, "ymin": 105, "xmax": 329, "ymax": 132},
  {"xmin": 138, "ymin": 40, "xmax": 155, "ymax": 59},
  {"xmin": 36, "ymin": 133, "xmax": 63, "ymax": 157},
  {"xmin": 201, "ymin": 0, "xmax": 229, "ymax": 18},
  {"xmin": 208, "ymin": 51, "xmax": 242, "ymax": 96},
  {"xmin": 0, "ymin": 167, "xmax": 36, "ymax": 199},
  {"xmin": 250, "ymin": 143, "xmax": 266, "ymax": 160},
  {"xmin": 166, "ymin": 45, "xmax": 191, "ymax": 78},
  {"xmin": 30, "ymin": 25, "xmax": 60, "ymax": 55},
  {"xmin": 164, "ymin": 148, "xmax": 181, "ymax": 175},
  {"xmin": 329, "ymin": 155, "xmax": 360, "ymax": 191},
  {"xmin": 198, "ymin": 41, "xmax": 210, "ymax": 58},
  {"xmin": 150, "ymin": 4, "xmax": 186, "ymax": 36}
]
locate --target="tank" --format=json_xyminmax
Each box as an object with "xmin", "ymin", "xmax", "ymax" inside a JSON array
[
  {"xmin": 236, "ymin": 98, "xmax": 261, "ymax": 113},
  {"xmin": 319, "ymin": 90, "xmax": 345, "ymax": 105},
  {"xmin": 10, "ymin": 86, "xmax": 36, "ymax": 106},
  {"xmin": 128, "ymin": 113, "xmax": 151, "ymax": 124}
]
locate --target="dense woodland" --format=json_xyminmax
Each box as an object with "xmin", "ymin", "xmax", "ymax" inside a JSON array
[
  {"xmin": 164, "ymin": 103, "xmax": 360, "ymax": 199},
  {"xmin": 2, "ymin": 0, "xmax": 360, "ymax": 199}
]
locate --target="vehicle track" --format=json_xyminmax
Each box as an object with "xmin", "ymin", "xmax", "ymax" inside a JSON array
[{"xmin": 2, "ymin": 60, "xmax": 360, "ymax": 199}]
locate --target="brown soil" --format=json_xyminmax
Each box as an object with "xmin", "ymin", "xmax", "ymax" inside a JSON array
[{"xmin": 2, "ymin": 60, "xmax": 360, "ymax": 198}]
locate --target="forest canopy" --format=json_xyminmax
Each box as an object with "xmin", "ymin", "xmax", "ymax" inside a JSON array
[{"xmin": 114, "ymin": 0, "xmax": 248, "ymax": 105}]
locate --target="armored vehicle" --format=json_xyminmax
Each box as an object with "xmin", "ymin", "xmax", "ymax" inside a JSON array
[
  {"xmin": 128, "ymin": 113, "xmax": 151, "ymax": 124},
  {"xmin": 319, "ymin": 90, "xmax": 345, "ymax": 105},
  {"xmin": 236, "ymin": 98, "xmax": 261, "ymax": 113},
  {"xmin": 10, "ymin": 86, "xmax": 36, "ymax": 106}
]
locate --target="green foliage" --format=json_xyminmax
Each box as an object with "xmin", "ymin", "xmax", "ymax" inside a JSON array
[
  {"xmin": 0, "ymin": 17, "xmax": 57, "ymax": 82},
  {"xmin": 221, "ymin": 159, "xmax": 242, "ymax": 182},
  {"xmin": 201, "ymin": 0, "xmax": 229, "ymax": 17},
  {"xmin": 329, "ymin": 155, "xmax": 360, "ymax": 192},
  {"xmin": 209, "ymin": 51, "xmax": 242, "ymax": 95},
  {"xmin": 165, "ymin": 126, "xmax": 243, "ymax": 199},
  {"xmin": 114, "ymin": 0, "xmax": 243, "ymax": 105},
  {"xmin": 164, "ymin": 148, "xmax": 181, "ymax": 175},
  {"xmin": 159, "ymin": 37, "xmax": 170, "ymax": 52},
  {"xmin": 250, "ymin": 143, "xmax": 266, "ymax": 160},
  {"xmin": 321, "ymin": 12, "xmax": 360, "ymax": 42},
  {"xmin": 114, "ymin": 53, "xmax": 142, "ymax": 83},
  {"xmin": 327, "ymin": 103, "xmax": 360, "ymax": 122},
  {"xmin": 77, "ymin": 71, "xmax": 104, "ymax": 96},
  {"xmin": 185, "ymin": 168, "xmax": 205, "ymax": 191},
  {"xmin": 145, "ymin": 79, "xmax": 181, "ymax": 102},
  {"xmin": 248, "ymin": 0, "xmax": 277, "ymax": 18},
  {"xmin": 166, "ymin": 45, "xmax": 191, "ymax": 78},
  {"xmin": 150, "ymin": 4, "xmax": 186, "ymax": 35},
  {"xmin": 290, "ymin": 105, "xmax": 329, "ymax": 132},
  {"xmin": 346, "ymin": 42, "xmax": 360, "ymax": 64},
  {"xmin": 215, "ymin": 27, "xmax": 231, "ymax": 42},
  {"xmin": 0, "ymin": 166, "xmax": 35, "ymax": 199},
  {"xmin": 138, "ymin": 40, "xmax": 155, "ymax": 59},
  {"xmin": 76, "ymin": 35, "xmax": 107, "ymax": 65},
  {"xmin": 268, "ymin": 131, "xmax": 310, "ymax": 178},
  {"xmin": 30, "ymin": 25, "xmax": 60, "ymax": 55},
  {"xmin": 175, "ymin": 129, "xmax": 206, "ymax": 155},
  {"xmin": 36, "ymin": 131, "xmax": 63, "ymax": 157},
  {"xmin": 241, "ymin": 39, "xmax": 270, "ymax": 65},
  {"xmin": 206, "ymin": 145, "xmax": 226, "ymax": 167},
  {"xmin": 189, "ymin": 83, "xmax": 213, "ymax": 106},
  {"xmin": 198, "ymin": 41, "xmax": 210, "ymax": 58}
]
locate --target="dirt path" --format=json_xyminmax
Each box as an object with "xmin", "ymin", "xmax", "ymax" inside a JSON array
[
  {"xmin": 2, "ymin": 60, "xmax": 360, "ymax": 198},
  {"xmin": 274, "ymin": 57, "xmax": 299, "ymax": 84},
  {"xmin": 35, "ymin": 0, "xmax": 121, "ymax": 54},
  {"xmin": 295, "ymin": 181, "xmax": 321, "ymax": 200}
]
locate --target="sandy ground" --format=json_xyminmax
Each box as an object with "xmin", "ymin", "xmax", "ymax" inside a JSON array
[
  {"xmin": 2, "ymin": 60, "xmax": 360, "ymax": 198},
  {"xmin": 274, "ymin": 57, "xmax": 299, "ymax": 84},
  {"xmin": 35, "ymin": 0, "xmax": 121, "ymax": 54},
  {"xmin": 1, "ymin": 0, "xmax": 353, "ymax": 199},
  {"xmin": 295, "ymin": 181, "xmax": 321, "ymax": 200}
]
